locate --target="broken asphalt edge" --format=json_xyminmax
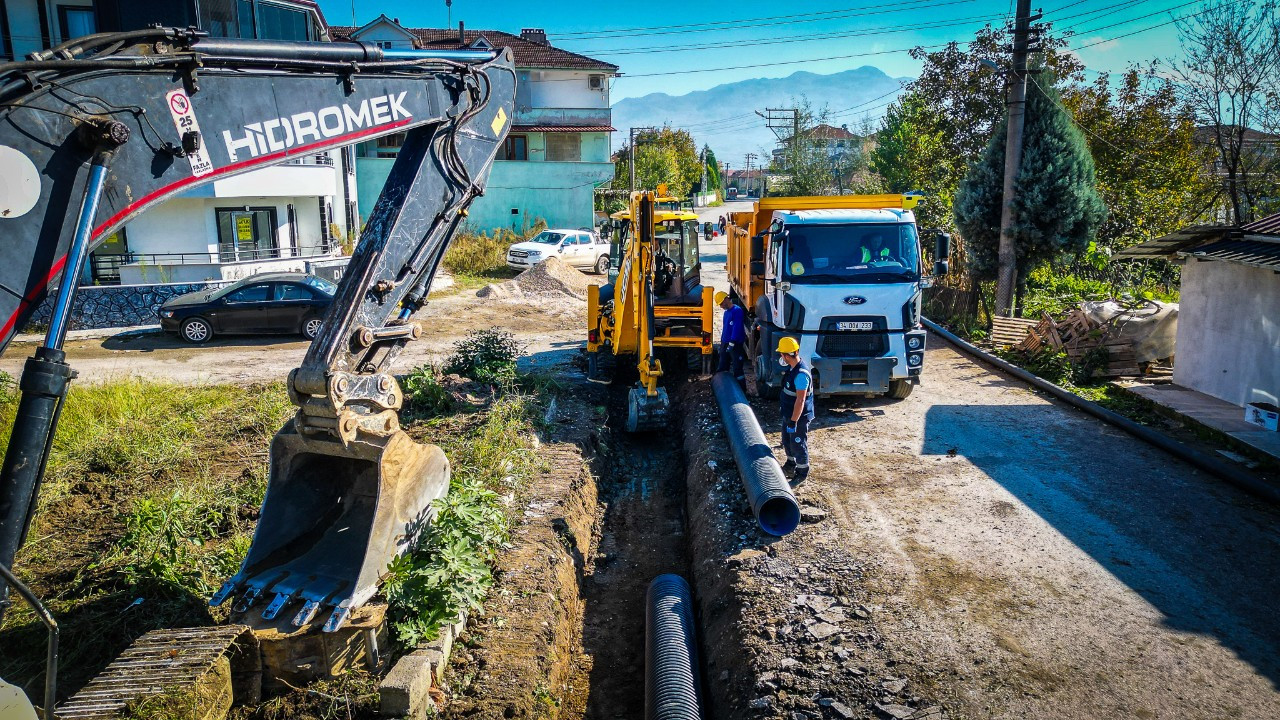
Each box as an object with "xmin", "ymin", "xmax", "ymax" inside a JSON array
[{"xmin": 923, "ymin": 317, "xmax": 1280, "ymax": 505}]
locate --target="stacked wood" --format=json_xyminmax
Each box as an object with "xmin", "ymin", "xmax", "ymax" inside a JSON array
[
  {"xmin": 1011, "ymin": 307, "xmax": 1140, "ymax": 378},
  {"xmin": 991, "ymin": 316, "xmax": 1039, "ymax": 347}
]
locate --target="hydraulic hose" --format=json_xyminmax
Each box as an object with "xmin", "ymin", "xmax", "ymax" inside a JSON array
[
  {"xmin": 923, "ymin": 318, "xmax": 1280, "ymax": 504},
  {"xmin": 646, "ymin": 574, "xmax": 703, "ymax": 720},
  {"xmin": 711, "ymin": 372, "xmax": 801, "ymax": 536}
]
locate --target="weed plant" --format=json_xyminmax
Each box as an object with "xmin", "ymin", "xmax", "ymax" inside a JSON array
[
  {"xmin": 443, "ymin": 223, "xmax": 545, "ymax": 278},
  {"xmin": 444, "ymin": 328, "xmax": 523, "ymax": 387}
]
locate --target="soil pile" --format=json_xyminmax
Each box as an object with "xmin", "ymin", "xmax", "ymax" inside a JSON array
[{"xmin": 477, "ymin": 257, "xmax": 592, "ymax": 299}]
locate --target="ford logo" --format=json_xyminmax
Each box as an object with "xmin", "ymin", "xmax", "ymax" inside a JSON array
[{"xmin": 843, "ymin": 296, "xmax": 867, "ymax": 305}]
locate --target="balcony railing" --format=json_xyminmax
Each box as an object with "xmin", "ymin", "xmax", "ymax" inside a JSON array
[{"xmin": 91, "ymin": 244, "xmax": 337, "ymax": 284}]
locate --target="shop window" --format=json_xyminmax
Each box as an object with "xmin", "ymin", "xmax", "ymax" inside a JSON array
[{"xmin": 216, "ymin": 207, "xmax": 279, "ymax": 262}]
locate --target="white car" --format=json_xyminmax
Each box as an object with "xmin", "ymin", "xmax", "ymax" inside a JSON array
[{"xmin": 507, "ymin": 228, "xmax": 610, "ymax": 274}]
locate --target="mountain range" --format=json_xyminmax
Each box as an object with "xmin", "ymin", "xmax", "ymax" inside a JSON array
[{"xmin": 611, "ymin": 66, "xmax": 910, "ymax": 168}]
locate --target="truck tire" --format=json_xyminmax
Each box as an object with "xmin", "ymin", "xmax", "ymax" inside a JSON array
[
  {"xmin": 755, "ymin": 354, "xmax": 780, "ymax": 400},
  {"xmin": 888, "ymin": 379, "xmax": 914, "ymax": 399}
]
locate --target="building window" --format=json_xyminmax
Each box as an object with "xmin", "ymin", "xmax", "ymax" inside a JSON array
[
  {"xmin": 504, "ymin": 135, "xmax": 528, "ymax": 161},
  {"xmin": 55, "ymin": 3, "xmax": 96, "ymax": 42},
  {"xmin": 373, "ymin": 132, "xmax": 405, "ymax": 158},
  {"xmin": 216, "ymin": 206, "xmax": 278, "ymax": 262},
  {"xmin": 546, "ymin": 133, "xmax": 581, "ymax": 162},
  {"xmin": 1, "ymin": 0, "xmax": 12, "ymax": 59}
]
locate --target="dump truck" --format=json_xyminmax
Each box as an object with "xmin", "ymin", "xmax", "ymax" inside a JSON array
[
  {"xmin": 587, "ymin": 190, "xmax": 715, "ymax": 431},
  {"xmin": 725, "ymin": 194, "xmax": 951, "ymax": 400}
]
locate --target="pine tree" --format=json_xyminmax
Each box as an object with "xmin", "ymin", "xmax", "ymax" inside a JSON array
[{"xmin": 955, "ymin": 67, "xmax": 1107, "ymax": 291}]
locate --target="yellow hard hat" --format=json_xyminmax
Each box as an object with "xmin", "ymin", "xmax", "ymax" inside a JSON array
[
  {"xmin": 776, "ymin": 337, "xmax": 800, "ymax": 354},
  {"xmin": 714, "ymin": 291, "xmax": 729, "ymax": 305}
]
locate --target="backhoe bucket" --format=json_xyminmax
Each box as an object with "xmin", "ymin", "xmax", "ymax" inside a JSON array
[{"xmin": 210, "ymin": 423, "xmax": 449, "ymax": 632}]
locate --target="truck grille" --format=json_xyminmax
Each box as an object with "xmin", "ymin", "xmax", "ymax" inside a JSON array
[
  {"xmin": 509, "ymin": 250, "xmax": 529, "ymax": 259},
  {"xmin": 819, "ymin": 332, "xmax": 887, "ymax": 357}
]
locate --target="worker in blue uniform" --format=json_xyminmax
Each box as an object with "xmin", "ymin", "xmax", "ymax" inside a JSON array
[
  {"xmin": 716, "ymin": 291, "xmax": 747, "ymax": 385},
  {"xmin": 776, "ymin": 336, "xmax": 814, "ymax": 483}
]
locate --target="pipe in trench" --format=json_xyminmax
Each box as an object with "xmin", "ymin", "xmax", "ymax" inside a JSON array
[
  {"xmin": 646, "ymin": 574, "xmax": 703, "ymax": 720},
  {"xmin": 923, "ymin": 318, "xmax": 1280, "ymax": 504},
  {"xmin": 710, "ymin": 372, "xmax": 801, "ymax": 536}
]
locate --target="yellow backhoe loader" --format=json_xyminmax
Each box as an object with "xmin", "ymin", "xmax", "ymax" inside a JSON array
[{"xmin": 586, "ymin": 189, "xmax": 715, "ymax": 431}]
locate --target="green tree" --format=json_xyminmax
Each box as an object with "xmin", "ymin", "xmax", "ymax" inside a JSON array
[
  {"xmin": 774, "ymin": 99, "xmax": 844, "ymax": 196},
  {"xmin": 612, "ymin": 127, "xmax": 701, "ymax": 196},
  {"xmin": 1063, "ymin": 66, "xmax": 1215, "ymax": 253},
  {"xmin": 954, "ymin": 68, "xmax": 1106, "ymax": 307},
  {"xmin": 871, "ymin": 24, "xmax": 1082, "ymax": 232},
  {"xmin": 703, "ymin": 145, "xmax": 723, "ymax": 199}
]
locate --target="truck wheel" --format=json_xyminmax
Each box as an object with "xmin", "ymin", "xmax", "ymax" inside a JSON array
[
  {"xmin": 888, "ymin": 379, "xmax": 914, "ymax": 399},
  {"xmin": 595, "ymin": 254, "xmax": 609, "ymax": 274},
  {"xmin": 755, "ymin": 355, "xmax": 780, "ymax": 400}
]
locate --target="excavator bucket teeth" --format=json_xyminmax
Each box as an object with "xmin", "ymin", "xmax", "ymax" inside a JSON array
[
  {"xmin": 625, "ymin": 386, "xmax": 670, "ymax": 433},
  {"xmin": 211, "ymin": 423, "xmax": 449, "ymax": 631}
]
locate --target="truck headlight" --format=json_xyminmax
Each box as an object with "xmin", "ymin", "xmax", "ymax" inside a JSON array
[
  {"xmin": 907, "ymin": 352, "xmax": 922, "ymax": 367},
  {"xmin": 528, "ymin": 251, "xmax": 540, "ymax": 258},
  {"xmin": 907, "ymin": 335, "xmax": 923, "ymax": 350}
]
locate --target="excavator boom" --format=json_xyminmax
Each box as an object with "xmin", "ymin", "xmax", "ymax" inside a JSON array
[{"xmin": 0, "ymin": 29, "xmax": 516, "ymax": 631}]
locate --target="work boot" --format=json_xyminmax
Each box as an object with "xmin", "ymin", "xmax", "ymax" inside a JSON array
[
  {"xmin": 791, "ymin": 465, "xmax": 809, "ymax": 485},
  {"xmin": 782, "ymin": 457, "xmax": 796, "ymax": 474}
]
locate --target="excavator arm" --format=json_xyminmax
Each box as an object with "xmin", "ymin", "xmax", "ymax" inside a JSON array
[{"xmin": 0, "ymin": 28, "xmax": 515, "ymax": 631}]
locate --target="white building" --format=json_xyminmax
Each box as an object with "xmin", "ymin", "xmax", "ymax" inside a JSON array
[{"xmin": 0, "ymin": 0, "xmax": 356, "ymax": 285}]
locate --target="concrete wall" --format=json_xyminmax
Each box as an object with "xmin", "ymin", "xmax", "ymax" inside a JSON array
[
  {"xmin": 1173, "ymin": 258, "xmax": 1280, "ymax": 408},
  {"xmin": 4, "ymin": 0, "xmax": 43, "ymax": 58},
  {"xmin": 527, "ymin": 70, "xmax": 609, "ymax": 110},
  {"xmin": 355, "ymin": 157, "xmax": 612, "ymax": 232},
  {"xmin": 121, "ymin": 194, "xmax": 330, "ymax": 260},
  {"xmin": 24, "ymin": 281, "xmax": 230, "ymax": 331}
]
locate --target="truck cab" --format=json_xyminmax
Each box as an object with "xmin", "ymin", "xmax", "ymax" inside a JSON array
[{"xmin": 726, "ymin": 195, "xmax": 949, "ymax": 400}]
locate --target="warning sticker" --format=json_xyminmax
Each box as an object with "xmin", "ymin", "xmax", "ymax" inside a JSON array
[{"xmin": 164, "ymin": 89, "xmax": 215, "ymax": 177}]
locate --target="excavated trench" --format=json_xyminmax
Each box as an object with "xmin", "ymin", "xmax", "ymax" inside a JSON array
[{"xmin": 441, "ymin": 362, "xmax": 761, "ymax": 720}]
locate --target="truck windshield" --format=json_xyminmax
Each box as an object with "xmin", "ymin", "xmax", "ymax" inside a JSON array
[{"xmin": 783, "ymin": 223, "xmax": 920, "ymax": 283}]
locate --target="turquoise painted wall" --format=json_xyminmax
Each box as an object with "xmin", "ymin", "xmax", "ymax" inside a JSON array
[{"xmin": 355, "ymin": 157, "xmax": 614, "ymax": 233}]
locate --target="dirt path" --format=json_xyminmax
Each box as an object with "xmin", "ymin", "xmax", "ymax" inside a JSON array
[
  {"xmin": 0, "ymin": 289, "xmax": 585, "ymax": 385},
  {"xmin": 713, "ymin": 339, "xmax": 1280, "ymax": 719}
]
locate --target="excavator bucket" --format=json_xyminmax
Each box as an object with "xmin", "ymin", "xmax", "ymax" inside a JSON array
[{"xmin": 210, "ymin": 424, "xmax": 449, "ymax": 632}]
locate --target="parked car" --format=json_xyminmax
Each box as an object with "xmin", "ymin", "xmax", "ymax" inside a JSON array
[
  {"xmin": 506, "ymin": 228, "xmax": 610, "ymax": 274},
  {"xmin": 159, "ymin": 272, "xmax": 337, "ymax": 344}
]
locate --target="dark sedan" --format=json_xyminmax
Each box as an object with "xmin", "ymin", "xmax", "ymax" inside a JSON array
[{"xmin": 159, "ymin": 272, "xmax": 337, "ymax": 344}]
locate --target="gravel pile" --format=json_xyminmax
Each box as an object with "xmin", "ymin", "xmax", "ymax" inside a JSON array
[{"xmin": 477, "ymin": 257, "xmax": 592, "ymax": 299}]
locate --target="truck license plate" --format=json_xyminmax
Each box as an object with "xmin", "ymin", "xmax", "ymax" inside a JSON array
[{"xmin": 837, "ymin": 321, "xmax": 873, "ymax": 331}]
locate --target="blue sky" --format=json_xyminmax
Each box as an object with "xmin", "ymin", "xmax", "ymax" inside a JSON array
[{"xmin": 316, "ymin": 0, "xmax": 1197, "ymax": 103}]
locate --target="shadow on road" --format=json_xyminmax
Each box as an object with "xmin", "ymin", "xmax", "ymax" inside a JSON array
[
  {"xmin": 100, "ymin": 333, "xmax": 309, "ymax": 352},
  {"xmin": 923, "ymin": 403, "xmax": 1280, "ymax": 688}
]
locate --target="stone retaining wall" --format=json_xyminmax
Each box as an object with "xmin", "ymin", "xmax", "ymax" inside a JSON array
[{"xmin": 23, "ymin": 281, "xmax": 230, "ymax": 332}]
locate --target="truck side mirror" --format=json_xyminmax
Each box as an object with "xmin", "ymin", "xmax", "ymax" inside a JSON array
[
  {"xmin": 935, "ymin": 232, "xmax": 951, "ymax": 260},
  {"xmin": 933, "ymin": 260, "xmax": 949, "ymax": 276}
]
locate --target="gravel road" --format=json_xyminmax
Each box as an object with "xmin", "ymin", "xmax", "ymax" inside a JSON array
[{"xmin": 748, "ymin": 339, "xmax": 1280, "ymax": 719}]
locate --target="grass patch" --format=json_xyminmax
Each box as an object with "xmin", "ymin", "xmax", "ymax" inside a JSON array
[
  {"xmin": 443, "ymin": 225, "xmax": 544, "ymax": 278},
  {"xmin": 0, "ymin": 379, "xmax": 292, "ymax": 700}
]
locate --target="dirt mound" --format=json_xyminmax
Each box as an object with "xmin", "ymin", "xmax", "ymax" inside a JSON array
[{"xmin": 488, "ymin": 256, "xmax": 591, "ymax": 299}]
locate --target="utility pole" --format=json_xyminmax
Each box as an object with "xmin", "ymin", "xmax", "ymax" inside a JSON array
[
  {"xmin": 745, "ymin": 153, "xmax": 757, "ymax": 197},
  {"xmin": 994, "ymin": 0, "xmax": 1039, "ymax": 317},
  {"xmin": 629, "ymin": 126, "xmax": 656, "ymax": 192}
]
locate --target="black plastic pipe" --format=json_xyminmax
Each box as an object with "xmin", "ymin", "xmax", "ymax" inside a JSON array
[
  {"xmin": 711, "ymin": 372, "xmax": 801, "ymax": 536},
  {"xmin": 646, "ymin": 574, "xmax": 702, "ymax": 720},
  {"xmin": 923, "ymin": 318, "xmax": 1280, "ymax": 504}
]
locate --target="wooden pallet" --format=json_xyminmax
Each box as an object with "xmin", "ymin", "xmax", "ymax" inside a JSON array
[
  {"xmin": 58, "ymin": 625, "xmax": 259, "ymax": 720},
  {"xmin": 991, "ymin": 316, "xmax": 1039, "ymax": 347}
]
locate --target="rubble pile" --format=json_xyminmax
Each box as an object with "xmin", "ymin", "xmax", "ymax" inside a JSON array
[
  {"xmin": 994, "ymin": 300, "xmax": 1178, "ymax": 379},
  {"xmin": 476, "ymin": 256, "xmax": 592, "ymax": 299}
]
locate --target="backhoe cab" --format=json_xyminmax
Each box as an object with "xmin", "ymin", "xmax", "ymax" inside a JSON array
[{"xmin": 587, "ymin": 190, "xmax": 714, "ymax": 432}]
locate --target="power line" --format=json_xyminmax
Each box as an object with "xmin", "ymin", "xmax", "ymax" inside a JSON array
[
  {"xmin": 1070, "ymin": 0, "xmax": 1240, "ymax": 49},
  {"xmin": 552, "ymin": 0, "xmax": 976, "ymax": 40},
  {"xmin": 1062, "ymin": 0, "xmax": 1206, "ymax": 36}
]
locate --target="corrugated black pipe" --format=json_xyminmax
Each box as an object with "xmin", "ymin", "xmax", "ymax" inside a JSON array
[
  {"xmin": 923, "ymin": 318, "xmax": 1280, "ymax": 504},
  {"xmin": 711, "ymin": 372, "xmax": 801, "ymax": 536},
  {"xmin": 646, "ymin": 574, "xmax": 703, "ymax": 720}
]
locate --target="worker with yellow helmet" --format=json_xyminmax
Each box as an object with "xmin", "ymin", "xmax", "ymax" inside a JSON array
[
  {"xmin": 715, "ymin": 290, "xmax": 747, "ymax": 385},
  {"xmin": 776, "ymin": 336, "xmax": 814, "ymax": 483}
]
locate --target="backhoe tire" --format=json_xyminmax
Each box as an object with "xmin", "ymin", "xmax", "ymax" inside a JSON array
[{"xmin": 888, "ymin": 379, "xmax": 914, "ymax": 399}]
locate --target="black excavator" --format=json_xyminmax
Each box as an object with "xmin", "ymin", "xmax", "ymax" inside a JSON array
[{"xmin": 0, "ymin": 24, "xmax": 516, "ymax": 667}]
